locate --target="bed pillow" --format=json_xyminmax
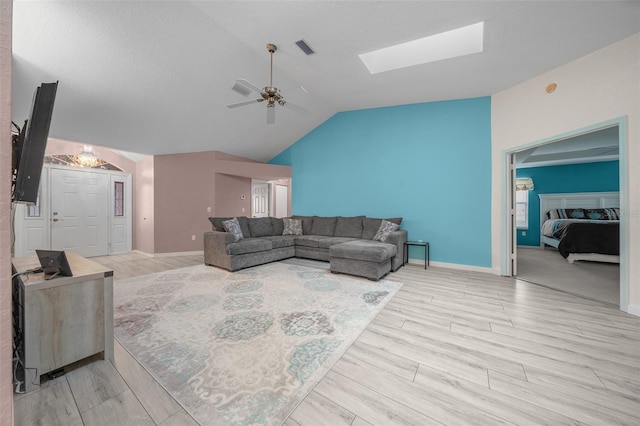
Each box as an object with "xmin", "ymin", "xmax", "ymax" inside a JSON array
[
  {"xmin": 282, "ymin": 218, "xmax": 303, "ymax": 235},
  {"xmin": 585, "ymin": 208, "xmax": 620, "ymax": 220},
  {"xmin": 547, "ymin": 208, "xmax": 586, "ymax": 220},
  {"xmin": 373, "ymin": 219, "xmax": 400, "ymax": 242},
  {"xmin": 222, "ymin": 217, "xmax": 244, "ymax": 242}
]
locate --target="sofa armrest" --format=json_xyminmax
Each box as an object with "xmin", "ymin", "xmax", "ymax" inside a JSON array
[
  {"xmin": 204, "ymin": 231, "xmax": 235, "ymax": 268},
  {"xmin": 384, "ymin": 229, "xmax": 408, "ymax": 271}
]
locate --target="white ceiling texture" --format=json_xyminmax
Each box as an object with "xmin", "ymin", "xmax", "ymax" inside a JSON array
[{"xmin": 12, "ymin": 1, "xmax": 640, "ymax": 162}]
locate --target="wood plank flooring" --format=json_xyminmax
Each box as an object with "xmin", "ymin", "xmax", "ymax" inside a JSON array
[{"xmin": 13, "ymin": 253, "xmax": 640, "ymax": 425}]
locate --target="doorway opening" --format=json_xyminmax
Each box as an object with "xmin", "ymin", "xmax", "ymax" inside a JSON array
[
  {"xmin": 501, "ymin": 118, "xmax": 629, "ymax": 310},
  {"xmin": 250, "ymin": 178, "xmax": 290, "ymax": 218}
]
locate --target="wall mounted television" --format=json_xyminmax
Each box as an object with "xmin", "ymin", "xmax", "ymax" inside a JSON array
[{"xmin": 11, "ymin": 81, "xmax": 58, "ymax": 204}]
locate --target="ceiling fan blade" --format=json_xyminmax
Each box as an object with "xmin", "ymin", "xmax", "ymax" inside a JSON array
[
  {"xmin": 282, "ymin": 85, "xmax": 308, "ymax": 96},
  {"xmin": 227, "ymin": 99, "xmax": 263, "ymax": 109},
  {"xmin": 281, "ymin": 101, "xmax": 311, "ymax": 115},
  {"xmin": 266, "ymin": 106, "xmax": 275, "ymax": 124},
  {"xmin": 235, "ymin": 79, "xmax": 264, "ymax": 94}
]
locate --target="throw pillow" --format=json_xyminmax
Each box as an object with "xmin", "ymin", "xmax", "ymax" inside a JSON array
[
  {"xmin": 222, "ymin": 217, "xmax": 244, "ymax": 242},
  {"xmin": 373, "ymin": 219, "xmax": 400, "ymax": 242},
  {"xmin": 282, "ymin": 218, "xmax": 303, "ymax": 235}
]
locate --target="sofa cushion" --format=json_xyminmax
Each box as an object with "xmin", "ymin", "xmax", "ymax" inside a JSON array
[
  {"xmin": 261, "ymin": 235, "xmax": 296, "ymax": 249},
  {"xmin": 282, "ymin": 218, "xmax": 303, "ymax": 235},
  {"xmin": 373, "ymin": 219, "xmax": 400, "ymax": 242},
  {"xmin": 209, "ymin": 217, "xmax": 232, "ymax": 232},
  {"xmin": 330, "ymin": 240, "xmax": 397, "ymax": 263},
  {"xmin": 311, "ymin": 216, "xmax": 338, "ymax": 237},
  {"xmin": 237, "ymin": 217, "xmax": 251, "ymax": 238},
  {"xmin": 222, "ymin": 218, "xmax": 244, "ymax": 242},
  {"xmin": 248, "ymin": 217, "xmax": 274, "ymax": 237},
  {"xmin": 318, "ymin": 237, "xmax": 358, "ymax": 249},
  {"xmin": 334, "ymin": 216, "xmax": 364, "ymax": 238},
  {"xmin": 209, "ymin": 216, "xmax": 251, "ymax": 238},
  {"xmin": 362, "ymin": 217, "xmax": 402, "ymax": 240},
  {"xmin": 292, "ymin": 215, "xmax": 315, "ymax": 235},
  {"xmin": 294, "ymin": 235, "xmax": 327, "ymax": 248},
  {"xmin": 226, "ymin": 238, "xmax": 273, "ymax": 255},
  {"xmin": 271, "ymin": 217, "xmax": 285, "ymax": 235}
]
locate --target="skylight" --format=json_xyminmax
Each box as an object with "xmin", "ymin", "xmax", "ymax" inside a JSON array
[{"xmin": 359, "ymin": 22, "xmax": 485, "ymax": 74}]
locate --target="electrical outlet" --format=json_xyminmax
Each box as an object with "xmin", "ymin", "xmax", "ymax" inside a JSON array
[
  {"xmin": 521, "ymin": 231, "xmax": 526, "ymax": 236},
  {"xmin": 192, "ymin": 235, "xmax": 196, "ymax": 240},
  {"xmin": 242, "ymin": 207, "xmax": 245, "ymax": 212},
  {"xmin": 207, "ymin": 207, "xmax": 211, "ymax": 213}
]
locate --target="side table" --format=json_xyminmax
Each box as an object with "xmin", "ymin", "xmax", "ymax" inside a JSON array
[{"xmin": 404, "ymin": 241, "xmax": 429, "ymax": 269}]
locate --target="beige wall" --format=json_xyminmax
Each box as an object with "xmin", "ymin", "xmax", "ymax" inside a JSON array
[
  {"xmin": 214, "ymin": 174, "xmax": 251, "ymax": 217},
  {"xmin": 0, "ymin": 0, "xmax": 12, "ymax": 421},
  {"xmin": 149, "ymin": 151, "xmax": 291, "ymax": 254},
  {"xmin": 153, "ymin": 151, "xmax": 218, "ymax": 253},
  {"xmin": 491, "ymin": 33, "xmax": 640, "ymax": 314}
]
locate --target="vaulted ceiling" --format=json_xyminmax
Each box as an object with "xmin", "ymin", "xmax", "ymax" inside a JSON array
[{"xmin": 12, "ymin": 1, "xmax": 640, "ymax": 162}]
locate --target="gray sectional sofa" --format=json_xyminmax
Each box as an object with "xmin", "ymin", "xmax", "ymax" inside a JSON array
[{"xmin": 204, "ymin": 215, "xmax": 407, "ymax": 280}]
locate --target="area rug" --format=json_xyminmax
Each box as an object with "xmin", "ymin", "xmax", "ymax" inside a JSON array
[{"xmin": 113, "ymin": 262, "xmax": 402, "ymax": 425}]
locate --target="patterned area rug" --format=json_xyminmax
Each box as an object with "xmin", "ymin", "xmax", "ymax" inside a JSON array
[{"xmin": 113, "ymin": 262, "xmax": 402, "ymax": 425}]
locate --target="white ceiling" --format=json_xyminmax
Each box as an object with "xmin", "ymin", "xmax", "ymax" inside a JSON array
[
  {"xmin": 12, "ymin": 1, "xmax": 640, "ymax": 162},
  {"xmin": 516, "ymin": 126, "xmax": 620, "ymax": 169}
]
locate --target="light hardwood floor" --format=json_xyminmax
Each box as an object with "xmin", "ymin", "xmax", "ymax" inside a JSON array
[{"xmin": 13, "ymin": 253, "xmax": 640, "ymax": 425}]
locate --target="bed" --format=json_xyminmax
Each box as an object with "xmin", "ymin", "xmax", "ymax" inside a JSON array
[{"xmin": 539, "ymin": 192, "xmax": 620, "ymax": 264}]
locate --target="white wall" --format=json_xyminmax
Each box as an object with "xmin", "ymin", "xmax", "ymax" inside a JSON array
[{"xmin": 492, "ymin": 33, "xmax": 640, "ymax": 314}]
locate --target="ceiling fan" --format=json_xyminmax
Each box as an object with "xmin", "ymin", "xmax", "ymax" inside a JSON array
[{"xmin": 227, "ymin": 43, "xmax": 308, "ymax": 124}]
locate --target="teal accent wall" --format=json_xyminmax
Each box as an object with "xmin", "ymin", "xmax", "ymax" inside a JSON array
[
  {"xmin": 270, "ymin": 97, "xmax": 492, "ymax": 267},
  {"xmin": 516, "ymin": 160, "xmax": 619, "ymax": 246}
]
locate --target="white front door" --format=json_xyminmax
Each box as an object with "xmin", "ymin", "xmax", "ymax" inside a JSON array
[
  {"xmin": 251, "ymin": 180, "xmax": 269, "ymax": 218},
  {"xmin": 50, "ymin": 168, "xmax": 109, "ymax": 257}
]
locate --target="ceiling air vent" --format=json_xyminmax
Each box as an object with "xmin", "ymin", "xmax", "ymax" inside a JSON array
[{"xmin": 295, "ymin": 39, "xmax": 315, "ymax": 55}]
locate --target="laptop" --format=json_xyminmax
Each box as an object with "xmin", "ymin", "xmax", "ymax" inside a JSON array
[{"xmin": 35, "ymin": 250, "xmax": 73, "ymax": 280}]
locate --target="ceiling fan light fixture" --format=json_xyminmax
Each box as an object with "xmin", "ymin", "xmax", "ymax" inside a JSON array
[{"xmin": 227, "ymin": 42, "xmax": 309, "ymax": 124}]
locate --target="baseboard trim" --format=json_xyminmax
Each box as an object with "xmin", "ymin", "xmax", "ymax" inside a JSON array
[
  {"xmin": 626, "ymin": 304, "xmax": 640, "ymax": 317},
  {"xmin": 406, "ymin": 258, "xmax": 493, "ymax": 274},
  {"xmin": 133, "ymin": 250, "xmax": 204, "ymax": 258},
  {"xmin": 132, "ymin": 250, "xmax": 154, "ymax": 257}
]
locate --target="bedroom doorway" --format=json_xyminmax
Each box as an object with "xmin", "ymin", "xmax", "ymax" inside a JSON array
[{"xmin": 503, "ymin": 119, "xmax": 628, "ymax": 309}]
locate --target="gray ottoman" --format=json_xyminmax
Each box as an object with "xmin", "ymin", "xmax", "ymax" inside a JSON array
[{"xmin": 329, "ymin": 240, "xmax": 397, "ymax": 281}]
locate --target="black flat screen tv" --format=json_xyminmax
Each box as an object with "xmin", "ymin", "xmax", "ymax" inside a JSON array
[{"xmin": 12, "ymin": 81, "xmax": 58, "ymax": 204}]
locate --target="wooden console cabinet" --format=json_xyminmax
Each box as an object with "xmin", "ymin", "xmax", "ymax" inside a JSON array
[{"xmin": 12, "ymin": 252, "xmax": 114, "ymax": 393}]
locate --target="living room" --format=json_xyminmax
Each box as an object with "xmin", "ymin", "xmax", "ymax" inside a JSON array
[{"xmin": 2, "ymin": 1, "xmax": 639, "ymax": 425}]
